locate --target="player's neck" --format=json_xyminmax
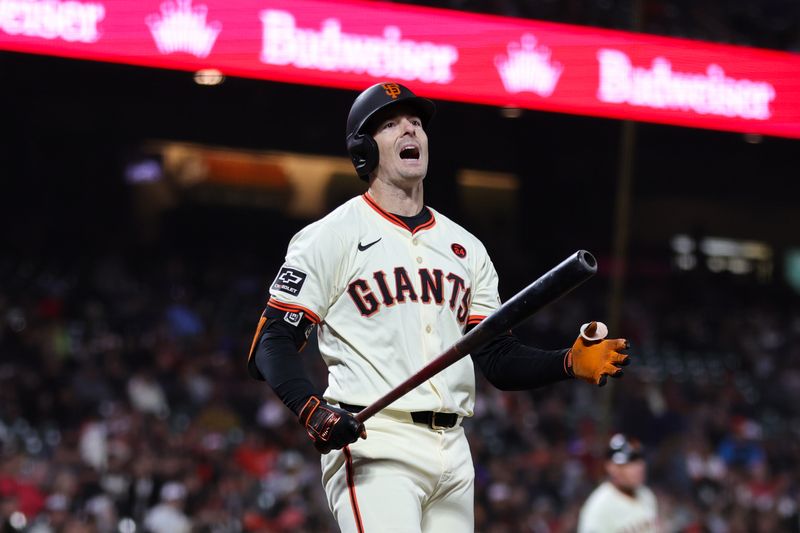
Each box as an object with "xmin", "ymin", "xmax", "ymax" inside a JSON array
[
  {"xmin": 367, "ymin": 178, "xmax": 424, "ymax": 216},
  {"xmin": 610, "ymin": 482, "xmax": 637, "ymax": 499}
]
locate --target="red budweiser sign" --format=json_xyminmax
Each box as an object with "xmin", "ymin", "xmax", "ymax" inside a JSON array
[{"xmin": 2, "ymin": 0, "xmax": 799, "ymax": 138}]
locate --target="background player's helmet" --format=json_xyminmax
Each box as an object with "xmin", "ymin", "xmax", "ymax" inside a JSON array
[
  {"xmin": 346, "ymin": 82, "xmax": 436, "ymax": 180},
  {"xmin": 607, "ymin": 433, "xmax": 644, "ymax": 464}
]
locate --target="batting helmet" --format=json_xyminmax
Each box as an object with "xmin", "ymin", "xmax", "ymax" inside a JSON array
[
  {"xmin": 607, "ymin": 434, "xmax": 644, "ymax": 464},
  {"xmin": 346, "ymin": 82, "xmax": 435, "ymax": 180}
]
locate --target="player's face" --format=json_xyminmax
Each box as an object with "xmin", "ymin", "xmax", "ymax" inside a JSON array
[
  {"xmin": 371, "ymin": 109, "xmax": 429, "ymax": 185},
  {"xmin": 607, "ymin": 459, "xmax": 646, "ymax": 491}
]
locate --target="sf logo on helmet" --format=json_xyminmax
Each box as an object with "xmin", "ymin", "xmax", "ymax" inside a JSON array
[{"xmin": 383, "ymin": 83, "xmax": 402, "ymax": 99}]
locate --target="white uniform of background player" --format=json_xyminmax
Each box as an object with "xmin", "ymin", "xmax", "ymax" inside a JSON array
[
  {"xmin": 578, "ymin": 434, "xmax": 659, "ymax": 533},
  {"xmin": 247, "ymin": 82, "xmax": 632, "ymax": 533}
]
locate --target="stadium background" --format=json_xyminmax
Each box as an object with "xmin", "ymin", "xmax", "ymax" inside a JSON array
[{"xmin": 1, "ymin": 0, "xmax": 800, "ymax": 531}]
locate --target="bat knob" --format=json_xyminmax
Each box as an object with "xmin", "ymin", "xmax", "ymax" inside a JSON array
[{"xmin": 580, "ymin": 321, "xmax": 608, "ymax": 342}]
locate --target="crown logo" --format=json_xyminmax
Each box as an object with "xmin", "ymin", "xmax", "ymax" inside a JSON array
[
  {"xmin": 495, "ymin": 34, "xmax": 563, "ymax": 97},
  {"xmin": 146, "ymin": 0, "xmax": 222, "ymax": 58}
]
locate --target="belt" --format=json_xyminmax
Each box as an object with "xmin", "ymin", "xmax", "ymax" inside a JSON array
[{"xmin": 338, "ymin": 403, "xmax": 459, "ymax": 430}]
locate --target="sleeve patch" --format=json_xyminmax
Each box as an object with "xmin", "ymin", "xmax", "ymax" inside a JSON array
[
  {"xmin": 284, "ymin": 310, "xmax": 303, "ymax": 326},
  {"xmin": 272, "ymin": 267, "xmax": 308, "ymax": 296}
]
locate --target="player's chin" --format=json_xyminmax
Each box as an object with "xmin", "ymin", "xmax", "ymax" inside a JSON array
[
  {"xmin": 398, "ymin": 160, "xmax": 427, "ymax": 180},
  {"xmin": 399, "ymin": 169, "xmax": 427, "ymax": 182}
]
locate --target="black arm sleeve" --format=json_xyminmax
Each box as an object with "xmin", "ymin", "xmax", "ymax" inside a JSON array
[
  {"xmin": 470, "ymin": 328, "xmax": 572, "ymax": 391},
  {"xmin": 250, "ymin": 310, "xmax": 319, "ymax": 416}
]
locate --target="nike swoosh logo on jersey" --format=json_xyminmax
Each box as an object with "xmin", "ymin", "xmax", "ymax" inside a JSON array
[{"xmin": 357, "ymin": 238, "xmax": 382, "ymax": 251}]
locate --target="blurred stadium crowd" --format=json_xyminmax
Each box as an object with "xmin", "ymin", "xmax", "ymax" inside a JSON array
[
  {"xmin": 2, "ymin": 1, "xmax": 799, "ymax": 530},
  {"xmin": 391, "ymin": 0, "xmax": 800, "ymax": 52},
  {"xmin": 1, "ymin": 247, "xmax": 799, "ymax": 532}
]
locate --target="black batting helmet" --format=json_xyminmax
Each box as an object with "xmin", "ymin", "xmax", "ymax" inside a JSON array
[
  {"xmin": 346, "ymin": 82, "xmax": 435, "ymax": 180},
  {"xmin": 607, "ymin": 434, "xmax": 644, "ymax": 464}
]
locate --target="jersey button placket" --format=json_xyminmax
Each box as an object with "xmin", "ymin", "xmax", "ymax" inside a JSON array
[
  {"xmin": 414, "ymin": 237, "xmax": 430, "ymax": 346},
  {"xmin": 410, "ymin": 233, "xmax": 438, "ymax": 402},
  {"xmin": 415, "ymin": 233, "xmax": 423, "ymax": 262},
  {"xmin": 415, "ymin": 234, "xmax": 445, "ymax": 410}
]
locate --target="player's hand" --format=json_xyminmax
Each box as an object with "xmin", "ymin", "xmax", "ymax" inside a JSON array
[
  {"xmin": 566, "ymin": 322, "xmax": 630, "ymax": 386},
  {"xmin": 298, "ymin": 396, "xmax": 367, "ymax": 454}
]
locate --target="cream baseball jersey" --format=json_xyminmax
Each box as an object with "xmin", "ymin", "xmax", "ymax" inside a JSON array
[
  {"xmin": 265, "ymin": 193, "xmax": 500, "ymax": 416},
  {"xmin": 578, "ymin": 482, "xmax": 658, "ymax": 533}
]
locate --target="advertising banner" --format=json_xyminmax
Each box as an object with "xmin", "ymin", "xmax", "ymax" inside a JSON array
[{"xmin": 2, "ymin": 0, "xmax": 799, "ymax": 138}]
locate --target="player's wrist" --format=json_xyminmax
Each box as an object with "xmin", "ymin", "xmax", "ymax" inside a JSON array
[
  {"xmin": 298, "ymin": 395, "xmax": 322, "ymax": 425},
  {"xmin": 298, "ymin": 396, "xmax": 367, "ymax": 454},
  {"xmin": 564, "ymin": 349, "xmax": 575, "ymax": 378}
]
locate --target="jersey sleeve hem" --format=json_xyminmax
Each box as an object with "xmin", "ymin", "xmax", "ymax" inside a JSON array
[
  {"xmin": 466, "ymin": 314, "xmax": 487, "ymax": 325},
  {"xmin": 267, "ymin": 297, "xmax": 322, "ymax": 324},
  {"xmin": 246, "ymin": 315, "xmax": 268, "ymax": 381}
]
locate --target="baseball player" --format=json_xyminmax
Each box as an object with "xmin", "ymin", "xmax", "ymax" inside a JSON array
[
  {"xmin": 247, "ymin": 82, "xmax": 631, "ymax": 532},
  {"xmin": 577, "ymin": 434, "xmax": 659, "ymax": 533}
]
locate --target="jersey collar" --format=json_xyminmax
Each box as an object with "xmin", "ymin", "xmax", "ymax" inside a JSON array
[{"xmin": 361, "ymin": 193, "xmax": 436, "ymax": 235}]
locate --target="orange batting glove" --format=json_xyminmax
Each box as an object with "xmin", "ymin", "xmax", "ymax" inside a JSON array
[{"xmin": 565, "ymin": 322, "xmax": 630, "ymax": 386}]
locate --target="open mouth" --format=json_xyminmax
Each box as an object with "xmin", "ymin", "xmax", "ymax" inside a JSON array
[{"xmin": 399, "ymin": 146, "xmax": 420, "ymax": 160}]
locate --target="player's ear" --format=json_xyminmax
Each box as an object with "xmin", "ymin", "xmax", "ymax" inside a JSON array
[{"xmin": 347, "ymin": 133, "xmax": 379, "ymax": 180}]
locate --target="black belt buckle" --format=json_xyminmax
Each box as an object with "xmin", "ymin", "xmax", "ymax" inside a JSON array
[
  {"xmin": 416, "ymin": 411, "xmax": 457, "ymax": 430},
  {"xmin": 429, "ymin": 412, "xmax": 450, "ymax": 430}
]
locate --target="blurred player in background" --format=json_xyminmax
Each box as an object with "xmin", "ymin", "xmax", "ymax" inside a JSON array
[
  {"xmin": 247, "ymin": 81, "xmax": 631, "ymax": 532},
  {"xmin": 578, "ymin": 433, "xmax": 659, "ymax": 533}
]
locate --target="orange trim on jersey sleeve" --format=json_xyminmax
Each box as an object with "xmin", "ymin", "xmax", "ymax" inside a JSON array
[
  {"xmin": 467, "ymin": 315, "xmax": 487, "ymax": 325},
  {"xmin": 267, "ymin": 298, "xmax": 322, "ymax": 324},
  {"xmin": 247, "ymin": 315, "xmax": 267, "ymax": 365},
  {"xmin": 361, "ymin": 193, "xmax": 437, "ymax": 235},
  {"xmin": 343, "ymin": 446, "xmax": 365, "ymax": 533}
]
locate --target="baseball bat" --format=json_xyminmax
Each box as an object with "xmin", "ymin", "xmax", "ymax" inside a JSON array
[{"xmin": 354, "ymin": 250, "xmax": 597, "ymax": 423}]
